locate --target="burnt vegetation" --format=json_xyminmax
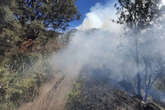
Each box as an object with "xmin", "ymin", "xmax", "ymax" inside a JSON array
[
  {"xmin": 66, "ymin": 0, "xmax": 165, "ymax": 110},
  {"xmin": 115, "ymin": 0, "xmax": 165, "ymax": 102},
  {"xmin": 66, "ymin": 71, "xmax": 163, "ymax": 110}
]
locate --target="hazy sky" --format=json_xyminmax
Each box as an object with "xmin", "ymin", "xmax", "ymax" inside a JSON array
[{"xmin": 70, "ymin": 0, "xmax": 112, "ymax": 27}]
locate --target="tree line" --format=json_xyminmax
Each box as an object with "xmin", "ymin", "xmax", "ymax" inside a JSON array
[{"xmin": 0, "ymin": 0, "xmax": 80, "ymax": 39}]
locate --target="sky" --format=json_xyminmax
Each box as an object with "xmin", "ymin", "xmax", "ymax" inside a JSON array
[
  {"xmin": 70, "ymin": 0, "xmax": 165, "ymax": 28},
  {"xmin": 70, "ymin": 0, "xmax": 112, "ymax": 27}
]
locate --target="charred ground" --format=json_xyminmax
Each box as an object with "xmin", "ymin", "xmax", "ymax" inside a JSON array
[{"xmin": 66, "ymin": 70, "xmax": 165, "ymax": 110}]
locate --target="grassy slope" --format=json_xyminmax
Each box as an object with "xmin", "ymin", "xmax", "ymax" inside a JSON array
[{"xmin": 0, "ymin": 25, "xmax": 64, "ymax": 110}]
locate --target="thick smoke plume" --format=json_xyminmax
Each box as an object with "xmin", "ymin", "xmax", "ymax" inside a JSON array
[{"xmin": 50, "ymin": 1, "xmax": 165, "ymax": 102}]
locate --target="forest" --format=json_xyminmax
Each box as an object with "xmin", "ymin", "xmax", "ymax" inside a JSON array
[{"xmin": 0, "ymin": 0, "xmax": 165, "ymax": 110}]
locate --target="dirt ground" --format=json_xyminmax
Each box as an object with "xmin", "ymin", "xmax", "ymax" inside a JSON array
[{"xmin": 19, "ymin": 72, "xmax": 77, "ymax": 110}]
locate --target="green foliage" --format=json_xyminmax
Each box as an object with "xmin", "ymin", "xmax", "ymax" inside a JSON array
[
  {"xmin": 115, "ymin": 0, "xmax": 161, "ymax": 30},
  {"xmin": 0, "ymin": 53, "xmax": 53, "ymax": 109},
  {"xmin": 0, "ymin": 0, "xmax": 79, "ymax": 109},
  {"xmin": 68, "ymin": 82, "xmax": 81, "ymax": 99},
  {"xmin": 0, "ymin": 0, "xmax": 17, "ymax": 30},
  {"xmin": 3, "ymin": 53, "xmax": 39, "ymax": 73},
  {"xmin": 0, "ymin": 0, "xmax": 80, "ymax": 40},
  {"xmin": 12, "ymin": 0, "xmax": 80, "ymax": 30},
  {"xmin": 0, "ymin": 36, "xmax": 58, "ymax": 109},
  {"xmin": 0, "ymin": 70, "xmax": 39, "ymax": 109},
  {"xmin": 66, "ymin": 81, "xmax": 82, "ymax": 110}
]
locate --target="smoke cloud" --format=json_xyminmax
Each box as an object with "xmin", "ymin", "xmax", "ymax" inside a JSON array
[
  {"xmin": 77, "ymin": 1, "xmax": 122, "ymax": 33},
  {"xmin": 50, "ymin": 0, "xmax": 165, "ymax": 102}
]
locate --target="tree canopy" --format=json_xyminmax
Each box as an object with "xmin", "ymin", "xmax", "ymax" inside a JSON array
[
  {"xmin": 115, "ymin": 0, "xmax": 161, "ymax": 30},
  {"xmin": 0, "ymin": 0, "xmax": 15, "ymax": 28},
  {"xmin": 12, "ymin": 0, "xmax": 80, "ymax": 30},
  {"xmin": 0, "ymin": 0, "xmax": 80, "ymax": 31}
]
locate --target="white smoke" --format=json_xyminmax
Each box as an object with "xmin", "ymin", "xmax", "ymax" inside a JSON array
[
  {"xmin": 50, "ymin": 0, "xmax": 165, "ymax": 101},
  {"xmin": 50, "ymin": 0, "xmax": 165, "ymax": 81},
  {"xmin": 162, "ymin": 0, "xmax": 165, "ymax": 5},
  {"xmin": 77, "ymin": 1, "xmax": 122, "ymax": 33}
]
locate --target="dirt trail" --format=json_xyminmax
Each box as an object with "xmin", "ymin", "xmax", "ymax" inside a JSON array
[{"xmin": 19, "ymin": 72, "xmax": 77, "ymax": 110}]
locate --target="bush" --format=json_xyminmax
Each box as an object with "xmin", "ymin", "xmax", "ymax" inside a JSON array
[{"xmin": 0, "ymin": 69, "xmax": 41, "ymax": 109}]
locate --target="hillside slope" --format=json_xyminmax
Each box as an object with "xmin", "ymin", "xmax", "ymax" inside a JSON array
[{"xmin": 66, "ymin": 73, "xmax": 165, "ymax": 110}]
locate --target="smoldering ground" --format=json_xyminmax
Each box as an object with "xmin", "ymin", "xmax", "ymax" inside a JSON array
[{"xmin": 49, "ymin": 1, "xmax": 165, "ymax": 102}]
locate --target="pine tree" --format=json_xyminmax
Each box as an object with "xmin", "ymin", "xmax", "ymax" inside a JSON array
[{"xmin": 12, "ymin": 0, "xmax": 80, "ymax": 31}]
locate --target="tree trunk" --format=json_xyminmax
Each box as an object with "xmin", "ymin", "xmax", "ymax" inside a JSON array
[{"xmin": 137, "ymin": 73, "xmax": 142, "ymax": 97}]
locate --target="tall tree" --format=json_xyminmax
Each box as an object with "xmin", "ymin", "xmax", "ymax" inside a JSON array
[
  {"xmin": 12, "ymin": 0, "xmax": 80, "ymax": 31},
  {"xmin": 115, "ymin": 0, "xmax": 161, "ymax": 30},
  {"xmin": 115, "ymin": 0, "xmax": 162, "ymax": 100}
]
